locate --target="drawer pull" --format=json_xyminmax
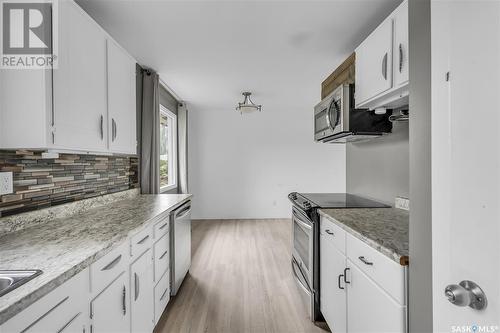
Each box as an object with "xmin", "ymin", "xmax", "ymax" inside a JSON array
[
  {"xmin": 159, "ymin": 250, "xmax": 169, "ymax": 260},
  {"xmin": 358, "ymin": 256, "xmax": 374, "ymax": 266},
  {"xmin": 325, "ymin": 229, "xmax": 334, "ymax": 236},
  {"xmin": 101, "ymin": 255, "xmax": 122, "ymax": 271},
  {"xmin": 160, "ymin": 287, "xmax": 169, "ymax": 301},
  {"xmin": 137, "ymin": 235, "xmax": 150, "ymax": 245},
  {"xmin": 21, "ymin": 296, "xmax": 69, "ymax": 333},
  {"xmin": 57, "ymin": 312, "xmax": 81, "ymax": 333},
  {"xmin": 159, "ymin": 222, "xmax": 169, "ymax": 230}
]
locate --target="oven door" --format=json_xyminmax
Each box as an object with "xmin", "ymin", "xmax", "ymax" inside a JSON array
[{"xmin": 292, "ymin": 206, "xmax": 314, "ymax": 285}]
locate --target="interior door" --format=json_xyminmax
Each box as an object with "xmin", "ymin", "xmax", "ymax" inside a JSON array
[{"xmin": 431, "ymin": 1, "xmax": 500, "ymax": 331}]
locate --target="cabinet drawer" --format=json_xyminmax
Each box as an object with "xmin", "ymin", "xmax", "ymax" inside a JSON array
[
  {"xmin": 2, "ymin": 268, "xmax": 88, "ymax": 333},
  {"xmin": 154, "ymin": 216, "xmax": 170, "ymax": 240},
  {"xmin": 154, "ymin": 233, "xmax": 170, "ymax": 281},
  {"xmin": 154, "ymin": 269, "xmax": 170, "ymax": 325},
  {"xmin": 346, "ymin": 233, "xmax": 405, "ymax": 304},
  {"xmin": 320, "ymin": 216, "xmax": 346, "ymax": 254},
  {"xmin": 130, "ymin": 226, "xmax": 153, "ymax": 259},
  {"xmin": 90, "ymin": 241, "xmax": 128, "ymax": 294}
]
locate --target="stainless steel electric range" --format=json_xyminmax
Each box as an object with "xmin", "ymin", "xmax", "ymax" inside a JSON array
[{"xmin": 288, "ymin": 192, "xmax": 390, "ymax": 322}]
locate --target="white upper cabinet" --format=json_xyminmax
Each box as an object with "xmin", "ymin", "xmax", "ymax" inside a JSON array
[
  {"xmin": 355, "ymin": 0, "xmax": 409, "ymax": 110},
  {"xmin": 393, "ymin": 0, "xmax": 409, "ymax": 87},
  {"xmin": 54, "ymin": 0, "xmax": 108, "ymax": 152},
  {"xmin": 355, "ymin": 18, "xmax": 393, "ymax": 106},
  {"xmin": 107, "ymin": 39, "xmax": 137, "ymax": 155},
  {"xmin": 0, "ymin": 0, "xmax": 137, "ymax": 155}
]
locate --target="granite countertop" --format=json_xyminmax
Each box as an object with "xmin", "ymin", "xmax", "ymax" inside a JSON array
[
  {"xmin": 0, "ymin": 193, "xmax": 192, "ymax": 325},
  {"xmin": 319, "ymin": 208, "xmax": 409, "ymax": 266}
]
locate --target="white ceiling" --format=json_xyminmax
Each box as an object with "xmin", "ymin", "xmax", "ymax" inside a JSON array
[{"xmin": 76, "ymin": 0, "xmax": 401, "ymax": 112}]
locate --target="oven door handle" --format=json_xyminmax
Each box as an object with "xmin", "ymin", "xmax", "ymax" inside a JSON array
[
  {"xmin": 293, "ymin": 215, "xmax": 312, "ymax": 231},
  {"xmin": 291, "ymin": 259, "xmax": 311, "ymax": 296}
]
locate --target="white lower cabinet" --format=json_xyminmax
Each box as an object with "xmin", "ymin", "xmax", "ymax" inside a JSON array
[
  {"xmin": 347, "ymin": 260, "xmax": 406, "ymax": 333},
  {"xmin": 320, "ymin": 233, "xmax": 347, "ymax": 333},
  {"xmin": 90, "ymin": 272, "xmax": 130, "ymax": 333},
  {"xmin": 320, "ymin": 216, "xmax": 407, "ymax": 333},
  {"xmin": 1, "ymin": 269, "xmax": 89, "ymax": 333},
  {"xmin": 154, "ymin": 270, "xmax": 171, "ymax": 325},
  {"xmin": 130, "ymin": 250, "xmax": 154, "ymax": 333}
]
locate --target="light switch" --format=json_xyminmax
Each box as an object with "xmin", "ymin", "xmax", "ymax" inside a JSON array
[{"xmin": 0, "ymin": 172, "xmax": 14, "ymax": 195}]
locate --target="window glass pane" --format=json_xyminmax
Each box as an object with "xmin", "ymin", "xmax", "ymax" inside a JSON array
[{"xmin": 160, "ymin": 115, "xmax": 169, "ymax": 188}]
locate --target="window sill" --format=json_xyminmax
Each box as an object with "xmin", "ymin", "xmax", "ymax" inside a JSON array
[{"xmin": 160, "ymin": 184, "xmax": 177, "ymax": 193}]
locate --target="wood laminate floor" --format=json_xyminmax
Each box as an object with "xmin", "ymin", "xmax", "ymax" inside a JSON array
[{"xmin": 154, "ymin": 219, "xmax": 329, "ymax": 333}]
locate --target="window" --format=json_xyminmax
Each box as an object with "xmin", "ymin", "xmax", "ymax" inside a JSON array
[{"xmin": 159, "ymin": 105, "xmax": 177, "ymax": 192}]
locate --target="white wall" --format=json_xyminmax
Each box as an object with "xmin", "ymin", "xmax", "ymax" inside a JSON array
[{"xmin": 188, "ymin": 104, "xmax": 346, "ymax": 219}]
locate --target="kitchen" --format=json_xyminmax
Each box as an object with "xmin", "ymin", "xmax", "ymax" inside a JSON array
[{"xmin": 0, "ymin": 1, "xmax": 498, "ymax": 333}]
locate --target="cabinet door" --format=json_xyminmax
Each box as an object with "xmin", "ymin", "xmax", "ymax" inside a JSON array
[
  {"xmin": 320, "ymin": 234, "xmax": 347, "ymax": 333},
  {"xmin": 347, "ymin": 260, "xmax": 406, "ymax": 333},
  {"xmin": 355, "ymin": 18, "xmax": 393, "ymax": 107},
  {"xmin": 107, "ymin": 39, "xmax": 137, "ymax": 154},
  {"xmin": 91, "ymin": 273, "xmax": 130, "ymax": 333},
  {"xmin": 54, "ymin": 1, "xmax": 108, "ymax": 152},
  {"xmin": 130, "ymin": 249, "xmax": 154, "ymax": 333},
  {"xmin": 393, "ymin": 1, "xmax": 409, "ymax": 86}
]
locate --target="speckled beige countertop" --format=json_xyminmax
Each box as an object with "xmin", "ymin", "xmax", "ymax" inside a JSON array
[
  {"xmin": 319, "ymin": 208, "xmax": 409, "ymax": 266},
  {"xmin": 0, "ymin": 193, "xmax": 192, "ymax": 325}
]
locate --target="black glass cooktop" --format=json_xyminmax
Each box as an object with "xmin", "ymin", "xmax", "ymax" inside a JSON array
[{"xmin": 297, "ymin": 193, "xmax": 390, "ymax": 209}]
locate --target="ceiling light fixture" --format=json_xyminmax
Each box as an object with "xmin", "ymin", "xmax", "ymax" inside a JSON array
[{"xmin": 236, "ymin": 92, "xmax": 262, "ymax": 114}]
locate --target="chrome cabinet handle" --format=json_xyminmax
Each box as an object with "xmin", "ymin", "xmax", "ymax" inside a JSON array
[
  {"xmin": 159, "ymin": 249, "xmax": 169, "ymax": 260},
  {"xmin": 338, "ymin": 274, "xmax": 345, "ymax": 290},
  {"xmin": 99, "ymin": 115, "xmax": 104, "ymax": 140},
  {"xmin": 122, "ymin": 285, "xmax": 126, "ymax": 315},
  {"xmin": 101, "ymin": 255, "xmax": 122, "ymax": 271},
  {"xmin": 137, "ymin": 235, "xmax": 150, "ymax": 245},
  {"xmin": 325, "ymin": 229, "xmax": 334, "ymax": 236},
  {"xmin": 358, "ymin": 256, "xmax": 374, "ymax": 266},
  {"xmin": 399, "ymin": 44, "xmax": 403, "ymax": 73},
  {"xmin": 343, "ymin": 267, "xmax": 351, "ymax": 284},
  {"xmin": 57, "ymin": 312, "xmax": 81, "ymax": 333},
  {"xmin": 20, "ymin": 296, "xmax": 70, "ymax": 333},
  {"xmin": 114, "ymin": 119, "xmax": 117, "ymax": 141},
  {"xmin": 111, "ymin": 118, "xmax": 116, "ymax": 142},
  {"xmin": 382, "ymin": 52, "xmax": 388, "ymax": 80},
  {"xmin": 159, "ymin": 222, "xmax": 169, "ymax": 230},
  {"xmin": 134, "ymin": 273, "xmax": 140, "ymax": 301},
  {"xmin": 160, "ymin": 287, "xmax": 169, "ymax": 301}
]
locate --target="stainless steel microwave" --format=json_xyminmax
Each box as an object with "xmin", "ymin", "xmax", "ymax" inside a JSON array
[{"xmin": 314, "ymin": 84, "xmax": 392, "ymax": 143}]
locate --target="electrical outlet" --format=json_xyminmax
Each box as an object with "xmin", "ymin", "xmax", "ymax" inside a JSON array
[
  {"xmin": 0, "ymin": 172, "xmax": 14, "ymax": 195},
  {"xmin": 395, "ymin": 197, "xmax": 410, "ymax": 211}
]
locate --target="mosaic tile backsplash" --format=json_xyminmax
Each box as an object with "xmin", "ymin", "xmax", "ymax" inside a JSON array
[{"xmin": 0, "ymin": 150, "xmax": 139, "ymax": 217}]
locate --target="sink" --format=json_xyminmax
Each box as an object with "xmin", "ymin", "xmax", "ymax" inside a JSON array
[{"xmin": 0, "ymin": 270, "xmax": 42, "ymax": 297}]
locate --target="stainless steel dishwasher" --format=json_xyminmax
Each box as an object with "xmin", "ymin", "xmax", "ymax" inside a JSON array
[{"xmin": 170, "ymin": 200, "xmax": 192, "ymax": 295}]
